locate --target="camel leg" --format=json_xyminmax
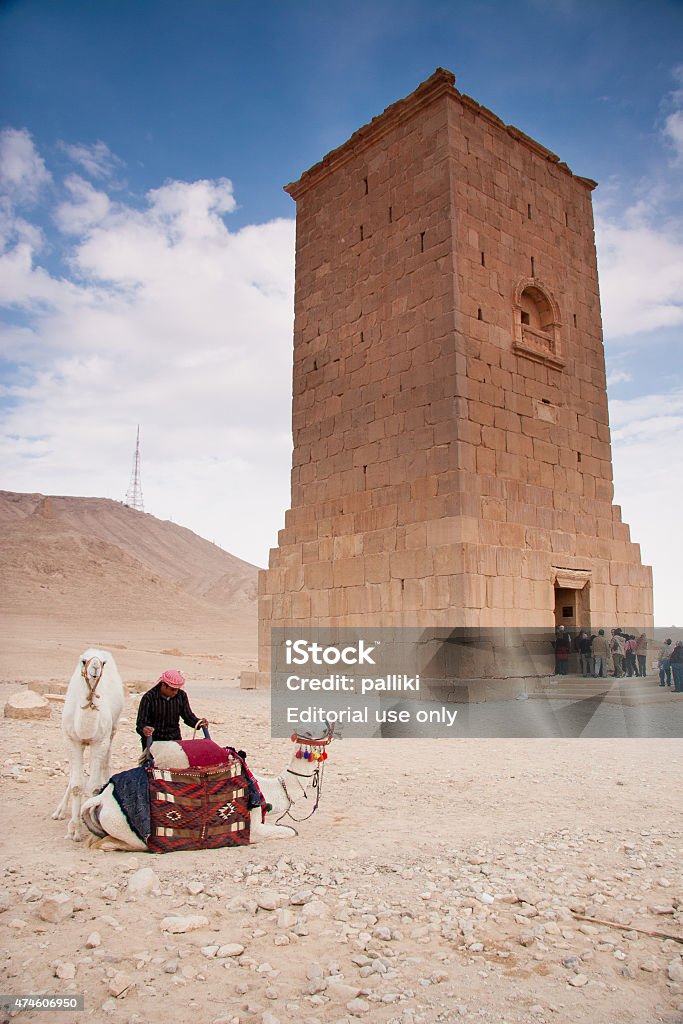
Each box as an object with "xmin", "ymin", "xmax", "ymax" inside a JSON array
[
  {"xmin": 52, "ymin": 736, "xmax": 81, "ymax": 822},
  {"xmin": 91, "ymin": 786, "xmax": 146, "ymax": 851},
  {"xmin": 88, "ymin": 737, "xmax": 111, "ymax": 798},
  {"xmin": 64, "ymin": 740, "xmax": 86, "ymax": 841},
  {"xmin": 100, "ymin": 728, "xmax": 116, "ymax": 784},
  {"xmin": 52, "ymin": 781, "xmax": 71, "ymax": 821},
  {"xmin": 249, "ymin": 808, "xmax": 297, "ymax": 843}
]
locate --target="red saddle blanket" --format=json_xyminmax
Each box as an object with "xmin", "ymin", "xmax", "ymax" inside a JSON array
[
  {"xmin": 146, "ymin": 754, "xmax": 250, "ymax": 853},
  {"xmin": 176, "ymin": 738, "xmax": 230, "ymax": 767}
]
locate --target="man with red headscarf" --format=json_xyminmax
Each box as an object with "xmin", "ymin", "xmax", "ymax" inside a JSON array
[{"xmin": 136, "ymin": 670, "xmax": 208, "ymax": 751}]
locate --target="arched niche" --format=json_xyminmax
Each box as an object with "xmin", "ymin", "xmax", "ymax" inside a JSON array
[{"xmin": 512, "ymin": 279, "xmax": 565, "ymax": 370}]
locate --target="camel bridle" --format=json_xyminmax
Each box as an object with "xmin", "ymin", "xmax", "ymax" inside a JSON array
[
  {"xmin": 276, "ymin": 726, "xmax": 333, "ymax": 826},
  {"xmin": 81, "ymin": 657, "xmax": 106, "ymax": 710}
]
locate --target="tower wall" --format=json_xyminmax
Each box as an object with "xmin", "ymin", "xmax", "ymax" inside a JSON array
[{"xmin": 250, "ymin": 69, "xmax": 653, "ymax": 680}]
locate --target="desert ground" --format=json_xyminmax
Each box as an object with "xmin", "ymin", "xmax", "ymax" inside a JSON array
[{"xmin": 1, "ymin": 492, "xmax": 682, "ymax": 1024}]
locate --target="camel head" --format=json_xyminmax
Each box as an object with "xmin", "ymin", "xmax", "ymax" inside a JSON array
[
  {"xmin": 81, "ymin": 655, "xmax": 105, "ymax": 683},
  {"xmin": 80, "ymin": 653, "xmax": 108, "ymax": 710}
]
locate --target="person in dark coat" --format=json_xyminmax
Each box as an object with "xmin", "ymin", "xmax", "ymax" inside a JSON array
[
  {"xmin": 554, "ymin": 626, "xmax": 571, "ymax": 675},
  {"xmin": 658, "ymin": 638, "xmax": 673, "ymax": 687},
  {"xmin": 576, "ymin": 631, "xmax": 593, "ymax": 677},
  {"xmin": 624, "ymin": 635, "xmax": 638, "ymax": 677},
  {"xmin": 136, "ymin": 669, "xmax": 208, "ymax": 751},
  {"xmin": 670, "ymin": 641, "xmax": 683, "ymax": 693}
]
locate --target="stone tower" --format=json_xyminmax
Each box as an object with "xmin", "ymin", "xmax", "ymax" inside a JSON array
[{"xmin": 244, "ymin": 69, "xmax": 653, "ymax": 686}]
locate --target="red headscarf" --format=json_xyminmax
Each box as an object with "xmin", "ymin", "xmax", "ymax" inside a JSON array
[{"xmin": 158, "ymin": 669, "xmax": 185, "ymax": 689}]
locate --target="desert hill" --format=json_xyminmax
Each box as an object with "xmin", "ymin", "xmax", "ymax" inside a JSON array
[{"xmin": 0, "ymin": 490, "xmax": 260, "ymax": 682}]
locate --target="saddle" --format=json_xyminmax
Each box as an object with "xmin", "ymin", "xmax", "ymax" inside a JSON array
[
  {"xmin": 110, "ymin": 739, "xmax": 257, "ymax": 852},
  {"xmin": 146, "ymin": 740, "xmax": 250, "ymax": 852}
]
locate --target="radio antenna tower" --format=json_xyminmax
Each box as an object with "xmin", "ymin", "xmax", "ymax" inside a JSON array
[{"xmin": 124, "ymin": 425, "xmax": 144, "ymax": 512}]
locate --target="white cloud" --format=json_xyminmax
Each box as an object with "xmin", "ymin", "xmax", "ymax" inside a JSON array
[
  {"xmin": 0, "ymin": 131, "xmax": 295, "ymax": 567},
  {"xmin": 596, "ymin": 214, "xmax": 683, "ymax": 337},
  {"xmin": 54, "ymin": 175, "xmax": 112, "ymax": 235},
  {"xmin": 606, "ymin": 369, "xmax": 632, "ymax": 387},
  {"xmin": 663, "ymin": 110, "xmax": 683, "ymax": 162},
  {"xmin": 0, "ymin": 128, "xmax": 52, "ymax": 203},
  {"xmin": 594, "ymin": 63, "xmax": 683, "ymax": 341},
  {"xmin": 60, "ymin": 140, "xmax": 123, "ymax": 181}
]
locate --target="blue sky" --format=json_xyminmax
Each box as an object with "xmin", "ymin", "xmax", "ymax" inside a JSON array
[{"xmin": 1, "ymin": 0, "xmax": 682, "ymax": 624}]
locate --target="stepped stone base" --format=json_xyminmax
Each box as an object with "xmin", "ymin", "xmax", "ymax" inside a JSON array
[{"xmin": 530, "ymin": 675, "xmax": 680, "ymax": 707}]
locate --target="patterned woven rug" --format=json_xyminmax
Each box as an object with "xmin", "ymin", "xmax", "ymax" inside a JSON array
[{"xmin": 146, "ymin": 756, "xmax": 250, "ymax": 852}]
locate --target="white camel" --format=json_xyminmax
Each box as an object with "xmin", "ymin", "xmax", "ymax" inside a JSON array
[
  {"xmin": 52, "ymin": 648, "xmax": 124, "ymax": 841},
  {"xmin": 80, "ymin": 727, "xmax": 333, "ymax": 851}
]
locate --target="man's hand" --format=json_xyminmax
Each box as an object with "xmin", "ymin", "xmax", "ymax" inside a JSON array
[
  {"xmin": 197, "ymin": 718, "xmax": 209, "ymax": 729},
  {"xmin": 142, "ymin": 726, "xmax": 155, "ymax": 737}
]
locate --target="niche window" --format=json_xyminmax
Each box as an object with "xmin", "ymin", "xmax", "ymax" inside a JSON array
[{"xmin": 512, "ymin": 279, "xmax": 565, "ymax": 370}]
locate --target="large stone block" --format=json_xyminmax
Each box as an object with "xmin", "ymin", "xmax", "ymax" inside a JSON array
[
  {"xmin": 333, "ymin": 557, "xmax": 365, "ymax": 588},
  {"xmin": 4, "ymin": 691, "xmax": 50, "ymax": 720}
]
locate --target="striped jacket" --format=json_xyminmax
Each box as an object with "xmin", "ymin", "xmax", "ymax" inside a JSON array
[{"xmin": 135, "ymin": 683, "xmax": 200, "ymax": 742}]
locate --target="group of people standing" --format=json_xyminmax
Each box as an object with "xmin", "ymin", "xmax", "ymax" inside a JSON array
[{"xmin": 553, "ymin": 627, "xmax": 682, "ymax": 688}]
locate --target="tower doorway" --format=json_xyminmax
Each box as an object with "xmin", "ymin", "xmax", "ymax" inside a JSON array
[
  {"xmin": 553, "ymin": 574, "xmax": 592, "ymax": 632},
  {"xmin": 554, "ymin": 587, "xmax": 577, "ymax": 630}
]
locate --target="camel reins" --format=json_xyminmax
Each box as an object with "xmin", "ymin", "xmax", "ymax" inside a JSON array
[
  {"xmin": 276, "ymin": 727, "xmax": 333, "ymax": 825},
  {"xmin": 81, "ymin": 657, "xmax": 106, "ymax": 710}
]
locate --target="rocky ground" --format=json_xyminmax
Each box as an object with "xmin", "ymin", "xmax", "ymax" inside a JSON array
[{"xmin": 1, "ymin": 682, "xmax": 683, "ymax": 1024}]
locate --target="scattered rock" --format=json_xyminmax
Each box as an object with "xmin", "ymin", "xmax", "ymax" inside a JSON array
[
  {"xmin": 40, "ymin": 894, "xmax": 74, "ymax": 923},
  {"xmin": 668, "ymin": 959, "xmax": 683, "ymax": 983},
  {"xmin": 216, "ymin": 944, "xmax": 245, "ymax": 958},
  {"xmin": 160, "ymin": 915, "xmax": 209, "ymax": 934},
  {"xmin": 107, "ymin": 972, "xmax": 136, "ymax": 998},
  {"xmin": 257, "ymin": 890, "xmax": 280, "ymax": 911},
  {"xmin": 4, "ymin": 691, "xmax": 51, "ymax": 719},
  {"xmin": 127, "ymin": 868, "xmax": 160, "ymax": 896},
  {"xmin": 53, "ymin": 962, "xmax": 76, "ymax": 980},
  {"xmin": 290, "ymin": 890, "xmax": 312, "ymax": 905},
  {"xmin": 300, "ymin": 899, "xmax": 329, "ymax": 920},
  {"xmin": 306, "ymin": 979, "xmax": 327, "ymax": 995},
  {"xmin": 327, "ymin": 981, "xmax": 362, "ymax": 1001},
  {"xmin": 276, "ymin": 908, "xmax": 296, "ymax": 929}
]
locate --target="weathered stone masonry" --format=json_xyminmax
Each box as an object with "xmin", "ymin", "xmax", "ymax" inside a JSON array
[{"xmin": 244, "ymin": 68, "xmax": 653, "ymax": 684}]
